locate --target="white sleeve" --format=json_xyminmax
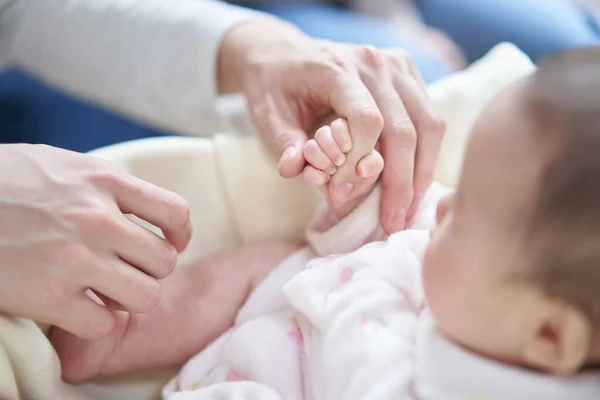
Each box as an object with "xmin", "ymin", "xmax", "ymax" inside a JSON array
[
  {"xmin": 0, "ymin": 0, "xmax": 262, "ymax": 136},
  {"xmin": 305, "ymin": 181, "xmax": 451, "ymax": 257},
  {"xmin": 306, "ymin": 185, "xmax": 385, "ymax": 257}
]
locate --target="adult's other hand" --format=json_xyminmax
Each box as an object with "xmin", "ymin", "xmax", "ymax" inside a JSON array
[
  {"xmin": 0, "ymin": 144, "xmax": 191, "ymax": 339},
  {"xmin": 219, "ymin": 19, "xmax": 445, "ymax": 234}
]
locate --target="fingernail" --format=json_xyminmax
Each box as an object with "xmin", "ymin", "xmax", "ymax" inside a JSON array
[
  {"xmin": 335, "ymin": 153, "xmax": 346, "ymax": 167},
  {"xmin": 358, "ymin": 162, "xmax": 370, "ymax": 178},
  {"xmin": 341, "ymin": 139, "xmax": 352, "ymax": 153},
  {"xmin": 328, "ymin": 166, "xmax": 337, "ymax": 175},
  {"xmin": 278, "ymin": 146, "xmax": 295, "ymax": 170},
  {"xmin": 339, "ymin": 131, "xmax": 352, "ymax": 153},
  {"xmin": 332, "ymin": 118, "xmax": 352, "ymax": 153},
  {"xmin": 333, "ymin": 182, "xmax": 354, "ymax": 208},
  {"xmin": 388, "ymin": 209, "xmax": 406, "ymax": 234}
]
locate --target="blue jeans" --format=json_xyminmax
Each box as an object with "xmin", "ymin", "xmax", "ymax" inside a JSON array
[
  {"xmin": 0, "ymin": 70, "xmax": 169, "ymax": 152},
  {"xmin": 1, "ymin": 0, "xmax": 598, "ymax": 152}
]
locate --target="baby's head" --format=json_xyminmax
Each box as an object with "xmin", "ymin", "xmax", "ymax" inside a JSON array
[{"xmin": 423, "ymin": 48, "xmax": 600, "ymax": 375}]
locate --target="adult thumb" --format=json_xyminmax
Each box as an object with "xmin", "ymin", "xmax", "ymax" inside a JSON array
[
  {"xmin": 270, "ymin": 126, "xmax": 309, "ymax": 179},
  {"xmin": 247, "ymin": 92, "xmax": 309, "ymax": 178}
]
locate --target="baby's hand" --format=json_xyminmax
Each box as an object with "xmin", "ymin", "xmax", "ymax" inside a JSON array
[{"xmin": 302, "ymin": 117, "xmax": 383, "ymax": 217}]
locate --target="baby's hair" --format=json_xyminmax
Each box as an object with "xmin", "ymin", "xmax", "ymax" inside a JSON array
[{"xmin": 524, "ymin": 47, "xmax": 600, "ymax": 323}]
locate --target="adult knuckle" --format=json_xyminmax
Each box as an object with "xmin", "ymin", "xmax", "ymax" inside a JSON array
[
  {"xmin": 86, "ymin": 163, "xmax": 121, "ymax": 188},
  {"xmin": 416, "ymin": 113, "xmax": 446, "ymax": 142},
  {"xmin": 357, "ymin": 45, "xmax": 385, "ymax": 70},
  {"xmin": 322, "ymin": 65, "xmax": 346, "ymax": 89},
  {"xmin": 128, "ymin": 277, "xmax": 163, "ymax": 313},
  {"xmin": 329, "ymin": 53, "xmax": 349, "ymax": 71},
  {"xmin": 388, "ymin": 50, "xmax": 413, "ymax": 72},
  {"xmin": 124, "ymin": 275, "xmax": 162, "ymax": 313},
  {"xmin": 427, "ymin": 114, "xmax": 447, "ymax": 136},
  {"xmin": 61, "ymin": 201, "xmax": 115, "ymax": 233},
  {"xmin": 308, "ymin": 58, "xmax": 347, "ymax": 90},
  {"xmin": 357, "ymin": 108, "xmax": 384, "ymax": 133},
  {"xmin": 318, "ymin": 45, "xmax": 349, "ymax": 70},
  {"xmin": 402, "ymin": 53, "xmax": 417, "ymax": 70},
  {"xmin": 389, "ymin": 121, "xmax": 417, "ymax": 146},
  {"xmin": 82, "ymin": 208, "xmax": 121, "ymax": 233}
]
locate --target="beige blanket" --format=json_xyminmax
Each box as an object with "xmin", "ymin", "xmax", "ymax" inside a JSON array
[{"xmin": 0, "ymin": 43, "xmax": 535, "ymax": 400}]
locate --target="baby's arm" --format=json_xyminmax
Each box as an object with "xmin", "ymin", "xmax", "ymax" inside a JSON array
[
  {"xmin": 50, "ymin": 241, "xmax": 301, "ymax": 383},
  {"xmin": 301, "ymin": 114, "xmax": 386, "ymax": 257}
]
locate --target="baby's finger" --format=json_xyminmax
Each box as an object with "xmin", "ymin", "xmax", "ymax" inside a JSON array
[
  {"xmin": 357, "ymin": 149, "xmax": 384, "ymax": 178},
  {"xmin": 315, "ymin": 125, "xmax": 347, "ymax": 167},
  {"xmin": 303, "ymin": 139, "xmax": 337, "ymax": 175},
  {"xmin": 302, "ymin": 165, "xmax": 331, "ymax": 188},
  {"xmin": 330, "ymin": 118, "xmax": 353, "ymax": 153}
]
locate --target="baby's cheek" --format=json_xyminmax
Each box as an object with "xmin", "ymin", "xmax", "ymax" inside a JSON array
[
  {"xmin": 422, "ymin": 233, "xmax": 470, "ymax": 336},
  {"xmin": 421, "ymin": 244, "xmax": 439, "ymax": 299}
]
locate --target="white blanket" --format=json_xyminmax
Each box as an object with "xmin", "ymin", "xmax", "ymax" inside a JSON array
[{"xmin": 0, "ymin": 43, "xmax": 535, "ymax": 400}]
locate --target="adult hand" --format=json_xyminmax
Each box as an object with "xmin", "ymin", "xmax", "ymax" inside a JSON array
[
  {"xmin": 218, "ymin": 19, "xmax": 445, "ymax": 234},
  {"xmin": 0, "ymin": 144, "xmax": 191, "ymax": 339}
]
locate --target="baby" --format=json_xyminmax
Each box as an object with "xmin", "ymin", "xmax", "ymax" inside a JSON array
[{"xmin": 51, "ymin": 48, "xmax": 600, "ymax": 399}]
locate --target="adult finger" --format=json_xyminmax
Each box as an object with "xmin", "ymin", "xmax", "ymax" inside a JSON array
[
  {"xmin": 54, "ymin": 295, "xmax": 116, "ymax": 340},
  {"xmin": 394, "ymin": 76, "xmax": 446, "ymax": 219},
  {"xmin": 247, "ymin": 90, "xmax": 308, "ymax": 178},
  {"xmin": 116, "ymin": 219, "xmax": 178, "ymax": 280},
  {"xmin": 362, "ymin": 74, "xmax": 417, "ymax": 235},
  {"xmin": 324, "ymin": 66, "xmax": 383, "ymax": 207},
  {"xmin": 88, "ymin": 289, "xmax": 126, "ymax": 312},
  {"xmin": 325, "ymin": 67, "xmax": 383, "ymax": 155},
  {"xmin": 356, "ymin": 149, "xmax": 384, "ymax": 179},
  {"xmin": 85, "ymin": 256, "xmax": 163, "ymax": 314},
  {"xmin": 108, "ymin": 174, "xmax": 192, "ymax": 253}
]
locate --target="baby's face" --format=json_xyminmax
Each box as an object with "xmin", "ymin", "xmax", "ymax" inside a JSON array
[{"xmin": 422, "ymin": 80, "xmax": 551, "ymax": 362}]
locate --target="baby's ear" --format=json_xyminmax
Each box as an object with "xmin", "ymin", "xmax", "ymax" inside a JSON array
[
  {"xmin": 521, "ymin": 297, "xmax": 591, "ymax": 374},
  {"xmin": 435, "ymin": 193, "xmax": 454, "ymax": 226}
]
